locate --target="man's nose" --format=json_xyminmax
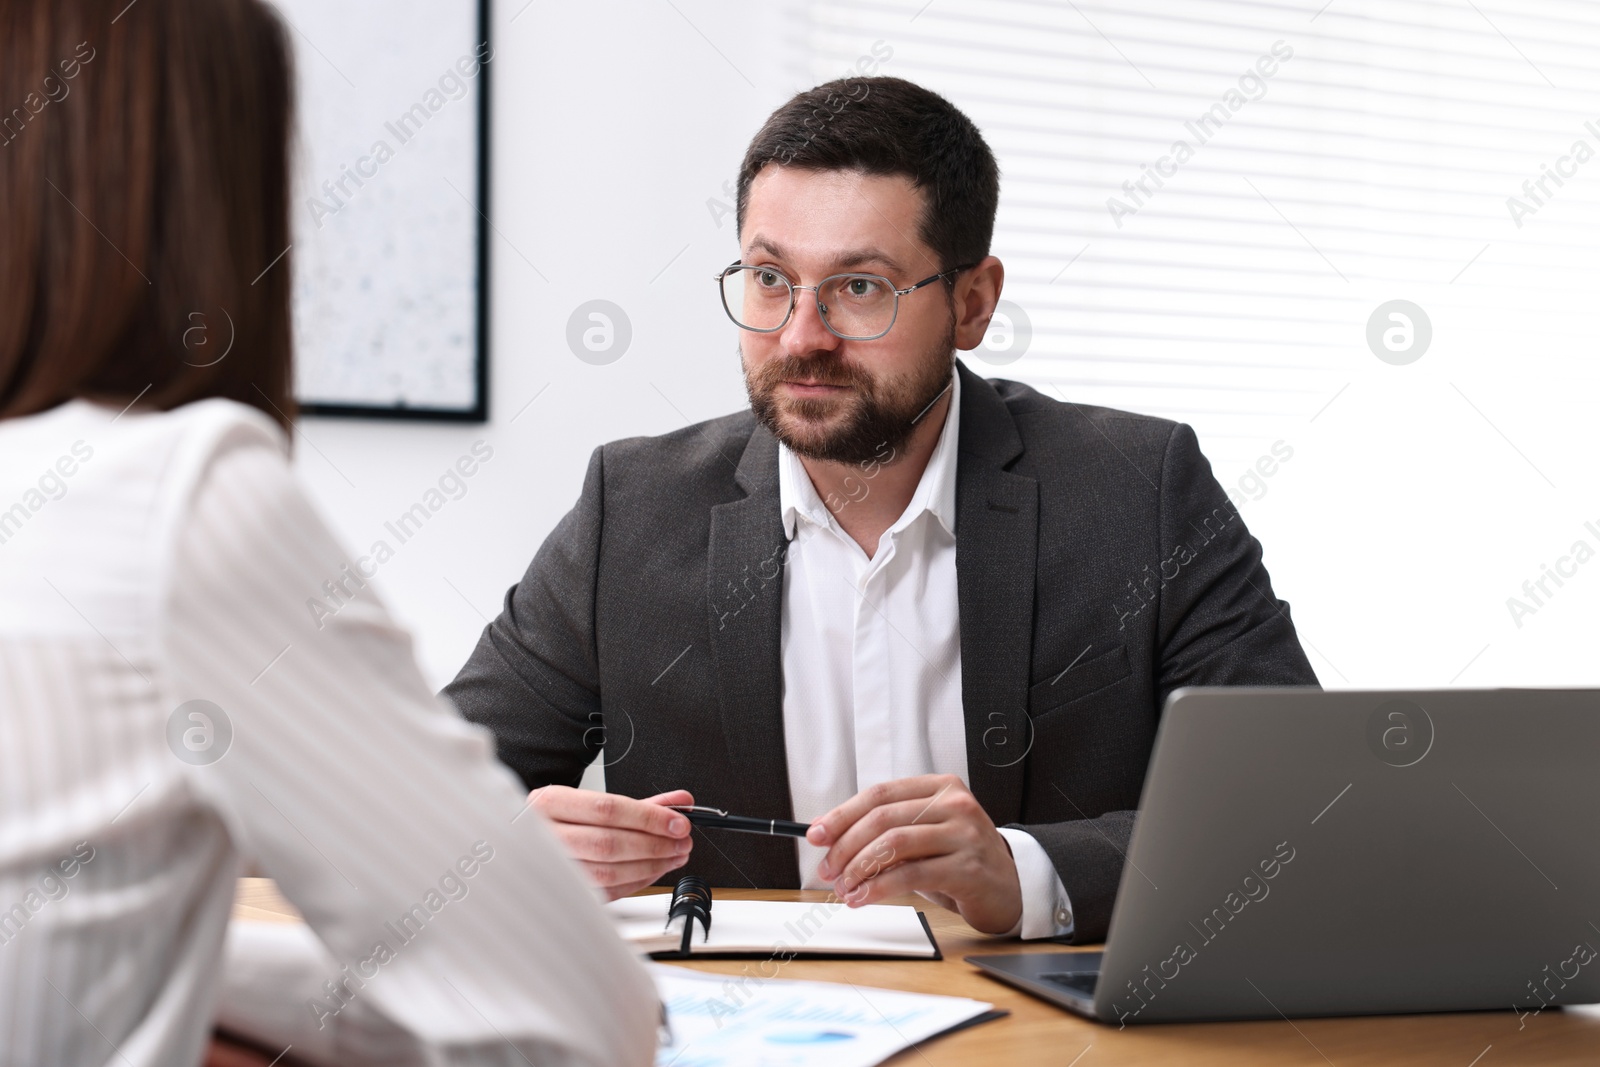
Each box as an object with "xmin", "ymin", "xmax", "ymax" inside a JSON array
[{"xmin": 780, "ymin": 288, "xmax": 841, "ymax": 358}]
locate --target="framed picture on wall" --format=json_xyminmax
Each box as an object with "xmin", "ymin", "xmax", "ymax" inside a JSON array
[{"xmin": 271, "ymin": 0, "xmax": 490, "ymax": 421}]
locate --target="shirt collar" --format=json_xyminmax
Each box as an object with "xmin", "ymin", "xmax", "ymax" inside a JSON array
[{"xmin": 778, "ymin": 368, "xmax": 961, "ymax": 542}]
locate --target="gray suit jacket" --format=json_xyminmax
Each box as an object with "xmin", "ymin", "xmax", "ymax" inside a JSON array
[{"xmin": 445, "ymin": 359, "xmax": 1318, "ymax": 942}]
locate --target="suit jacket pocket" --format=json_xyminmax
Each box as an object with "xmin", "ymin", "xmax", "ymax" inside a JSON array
[{"xmin": 1029, "ymin": 644, "xmax": 1131, "ymax": 717}]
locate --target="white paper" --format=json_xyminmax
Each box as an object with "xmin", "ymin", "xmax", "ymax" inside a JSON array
[
  {"xmin": 607, "ymin": 897, "xmax": 937, "ymax": 958},
  {"xmin": 651, "ymin": 964, "xmax": 994, "ymax": 1067}
]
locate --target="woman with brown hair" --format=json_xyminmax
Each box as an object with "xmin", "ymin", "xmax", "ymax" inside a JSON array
[{"xmin": 0, "ymin": 2, "xmax": 658, "ymax": 1064}]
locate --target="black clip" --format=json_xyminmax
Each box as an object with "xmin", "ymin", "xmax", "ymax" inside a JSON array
[{"xmin": 667, "ymin": 875, "xmax": 712, "ymax": 957}]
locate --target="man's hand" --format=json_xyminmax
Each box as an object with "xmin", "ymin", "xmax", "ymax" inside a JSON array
[
  {"xmin": 527, "ymin": 786, "xmax": 695, "ymax": 900},
  {"xmin": 808, "ymin": 774, "xmax": 1023, "ymax": 935}
]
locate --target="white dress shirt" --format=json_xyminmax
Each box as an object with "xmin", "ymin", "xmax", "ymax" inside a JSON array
[
  {"xmin": 777, "ymin": 370, "xmax": 1075, "ymax": 939},
  {"xmin": 0, "ymin": 399, "xmax": 658, "ymax": 1067}
]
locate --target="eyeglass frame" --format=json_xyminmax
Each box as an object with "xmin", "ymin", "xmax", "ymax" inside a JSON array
[{"xmin": 715, "ymin": 260, "xmax": 978, "ymax": 341}]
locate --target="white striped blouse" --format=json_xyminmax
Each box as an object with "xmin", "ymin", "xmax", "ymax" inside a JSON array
[{"xmin": 0, "ymin": 398, "xmax": 658, "ymax": 1067}]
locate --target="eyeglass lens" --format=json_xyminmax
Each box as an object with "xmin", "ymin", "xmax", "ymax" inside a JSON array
[{"xmin": 721, "ymin": 267, "xmax": 898, "ymax": 338}]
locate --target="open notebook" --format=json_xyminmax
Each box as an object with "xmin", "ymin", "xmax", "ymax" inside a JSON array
[{"xmin": 606, "ymin": 895, "xmax": 942, "ymax": 959}]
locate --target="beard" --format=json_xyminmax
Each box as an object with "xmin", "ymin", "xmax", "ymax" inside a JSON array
[{"xmin": 742, "ymin": 320, "xmax": 957, "ymax": 466}]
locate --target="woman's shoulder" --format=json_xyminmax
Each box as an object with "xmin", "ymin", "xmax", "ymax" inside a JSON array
[
  {"xmin": 151, "ymin": 397, "xmax": 289, "ymax": 458},
  {"xmin": 146, "ymin": 399, "xmax": 299, "ymax": 521},
  {"xmin": 0, "ymin": 397, "xmax": 290, "ymax": 522},
  {"xmin": 61, "ymin": 398, "xmax": 303, "ymax": 562},
  {"xmin": 2, "ymin": 396, "xmax": 287, "ymax": 462}
]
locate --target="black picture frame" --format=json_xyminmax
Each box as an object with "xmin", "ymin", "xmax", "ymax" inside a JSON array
[{"xmin": 298, "ymin": 0, "xmax": 491, "ymax": 423}]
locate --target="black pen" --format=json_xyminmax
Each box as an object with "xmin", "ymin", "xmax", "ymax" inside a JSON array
[{"xmin": 668, "ymin": 804, "xmax": 812, "ymax": 838}]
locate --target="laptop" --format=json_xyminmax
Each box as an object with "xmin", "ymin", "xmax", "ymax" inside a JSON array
[{"xmin": 967, "ymin": 687, "xmax": 1600, "ymax": 1025}]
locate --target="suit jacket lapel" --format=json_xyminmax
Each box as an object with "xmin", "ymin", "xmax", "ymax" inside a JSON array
[
  {"xmin": 954, "ymin": 360, "xmax": 1038, "ymax": 827},
  {"xmin": 704, "ymin": 365, "xmax": 1037, "ymax": 871},
  {"xmin": 706, "ymin": 423, "xmax": 797, "ymax": 834}
]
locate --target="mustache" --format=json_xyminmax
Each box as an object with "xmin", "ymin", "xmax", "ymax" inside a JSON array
[{"xmin": 756, "ymin": 352, "xmax": 862, "ymax": 390}]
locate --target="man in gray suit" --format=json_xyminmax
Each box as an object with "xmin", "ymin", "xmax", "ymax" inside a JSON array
[{"xmin": 446, "ymin": 76, "xmax": 1317, "ymax": 942}]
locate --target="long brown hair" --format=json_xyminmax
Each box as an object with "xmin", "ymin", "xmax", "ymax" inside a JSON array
[{"xmin": 0, "ymin": 0, "xmax": 296, "ymax": 429}]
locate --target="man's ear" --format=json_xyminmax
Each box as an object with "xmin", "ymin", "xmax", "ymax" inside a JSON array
[{"xmin": 952, "ymin": 256, "xmax": 1005, "ymax": 351}]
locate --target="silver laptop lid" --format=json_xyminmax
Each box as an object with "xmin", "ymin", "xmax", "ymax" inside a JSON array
[{"xmin": 1096, "ymin": 687, "xmax": 1600, "ymax": 1024}]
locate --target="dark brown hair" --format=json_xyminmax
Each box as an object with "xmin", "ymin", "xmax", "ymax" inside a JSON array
[
  {"xmin": 736, "ymin": 76, "xmax": 1000, "ymax": 275},
  {"xmin": 0, "ymin": 0, "xmax": 296, "ymax": 429}
]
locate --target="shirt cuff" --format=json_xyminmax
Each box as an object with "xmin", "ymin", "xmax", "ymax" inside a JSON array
[{"xmin": 996, "ymin": 827, "xmax": 1075, "ymax": 940}]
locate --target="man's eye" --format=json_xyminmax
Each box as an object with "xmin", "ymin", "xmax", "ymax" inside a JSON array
[
  {"xmin": 848, "ymin": 278, "xmax": 881, "ymax": 297},
  {"xmin": 757, "ymin": 271, "xmax": 784, "ymax": 288}
]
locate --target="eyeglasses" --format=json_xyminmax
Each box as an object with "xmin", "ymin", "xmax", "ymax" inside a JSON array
[{"xmin": 715, "ymin": 261, "xmax": 975, "ymax": 341}]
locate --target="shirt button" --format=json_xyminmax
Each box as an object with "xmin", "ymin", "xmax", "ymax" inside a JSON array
[{"xmin": 1056, "ymin": 908, "xmax": 1073, "ymax": 927}]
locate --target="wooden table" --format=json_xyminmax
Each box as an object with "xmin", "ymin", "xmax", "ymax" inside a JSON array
[{"xmin": 233, "ymin": 880, "xmax": 1600, "ymax": 1065}]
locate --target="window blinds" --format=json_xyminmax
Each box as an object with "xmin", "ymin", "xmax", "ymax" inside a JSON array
[{"xmin": 788, "ymin": 0, "xmax": 1600, "ymax": 474}]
